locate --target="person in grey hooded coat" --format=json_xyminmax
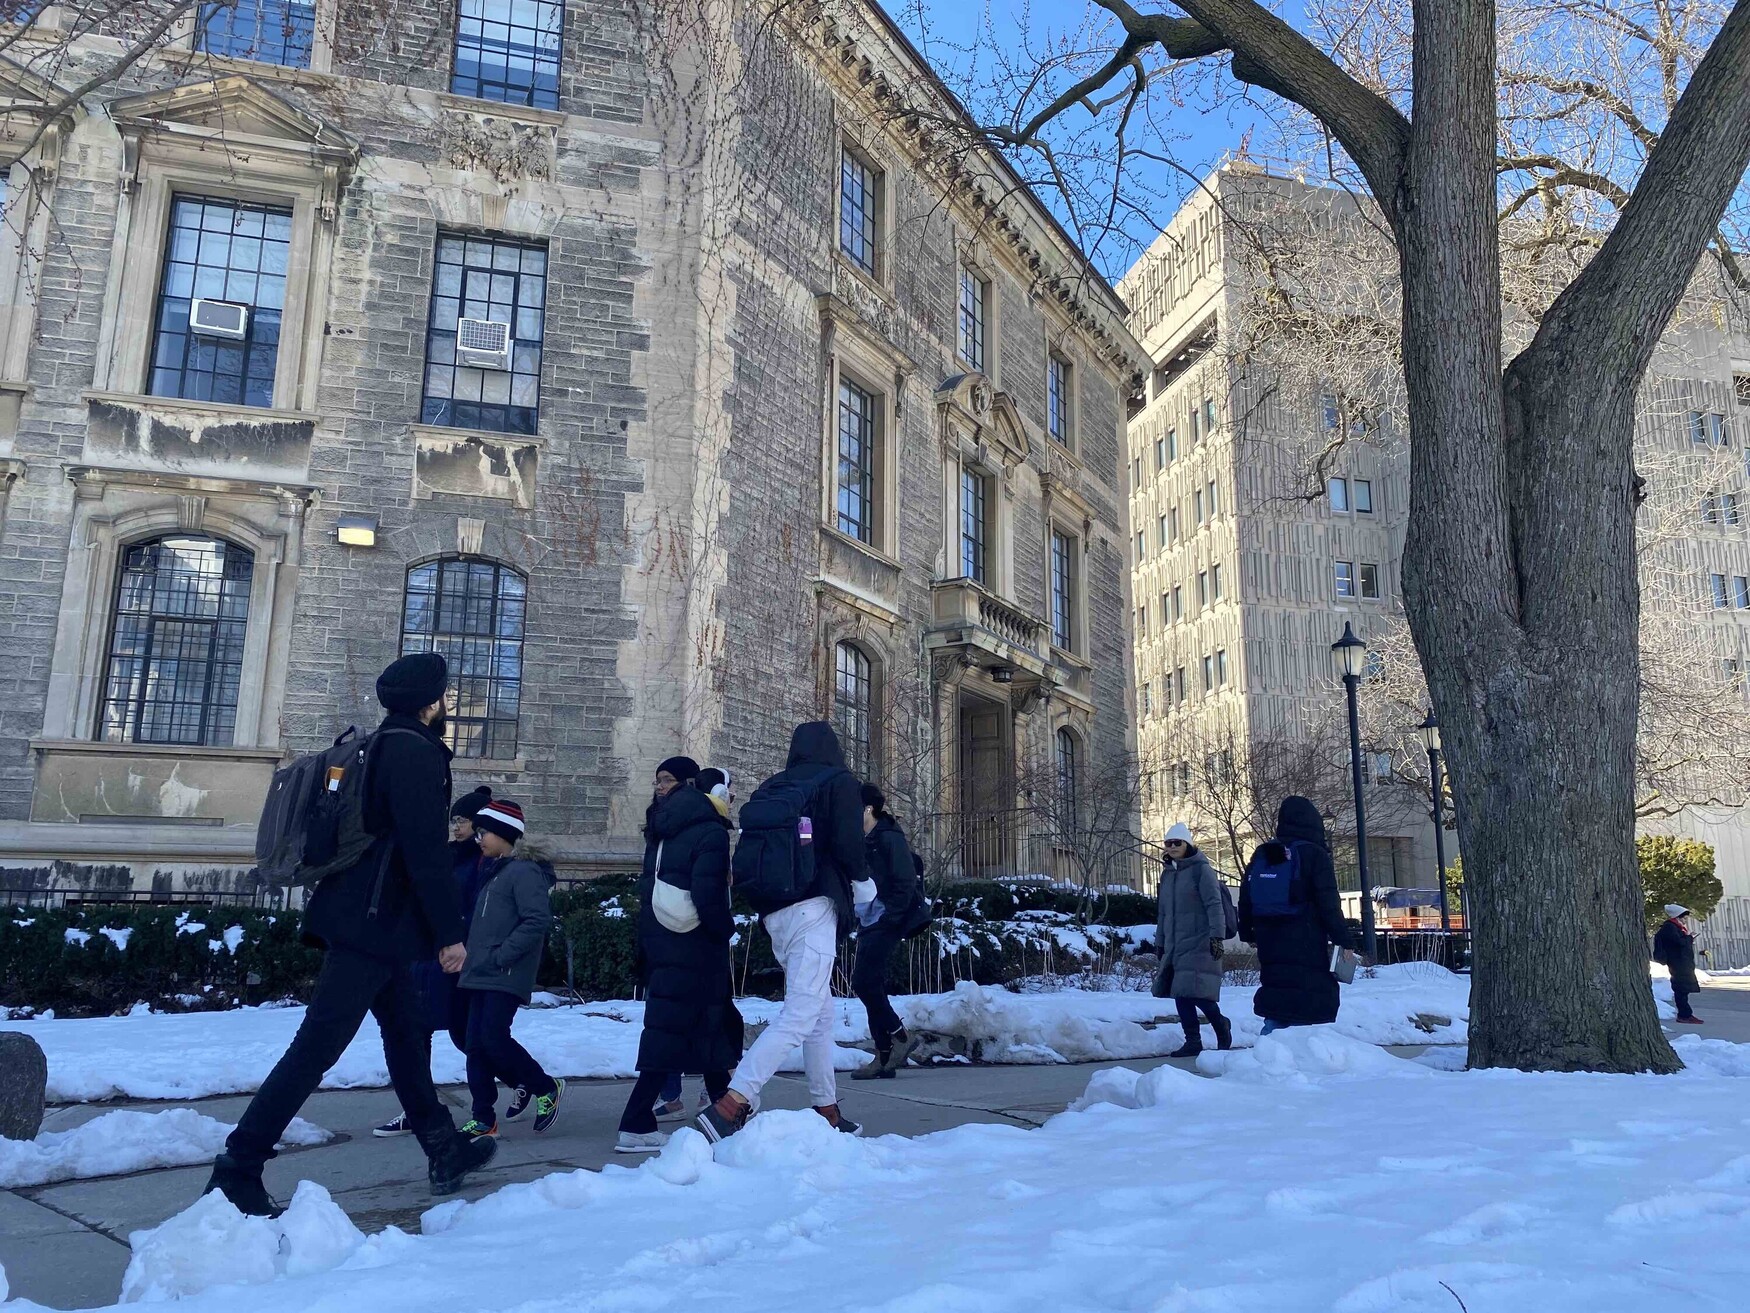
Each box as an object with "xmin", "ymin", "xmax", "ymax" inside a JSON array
[{"xmin": 1155, "ymin": 822, "xmax": 1233, "ymax": 1056}]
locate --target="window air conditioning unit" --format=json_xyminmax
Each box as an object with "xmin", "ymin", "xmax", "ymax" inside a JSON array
[
  {"xmin": 456, "ymin": 318, "xmax": 513, "ymax": 370},
  {"xmin": 189, "ymin": 298, "xmax": 249, "ymax": 340}
]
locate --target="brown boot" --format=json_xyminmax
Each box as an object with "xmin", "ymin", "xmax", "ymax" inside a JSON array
[
  {"xmin": 697, "ymin": 1091, "xmax": 750, "ymax": 1143},
  {"xmin": 813, "ymin": 1103, "xmax": 863, "ymax": 1136}
]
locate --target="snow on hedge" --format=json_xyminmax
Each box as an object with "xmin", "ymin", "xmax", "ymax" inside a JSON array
[
  {"xmin": 0, "ymin": 967, "xmax": 1477, "ymax": 1103},
  {"xmin": 105, "ymin": 1026, "xmax": 1750, "ymax": 1312},
  {"xmin": 0, "ymin": 1110, "xmax": 329, "ymax": 1188}
]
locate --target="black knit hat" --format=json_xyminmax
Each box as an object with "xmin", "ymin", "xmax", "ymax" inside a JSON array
[
  {"xmin": 377, "ymin": 652, "xmax": 447, "ymax": 714},
  {"xmin": 451, "ymin": 785, "xmax": 492, "ymax": 821},
  {"xmin": 656, "ymin": 756, "xmax": 700, "ymax": 784}
]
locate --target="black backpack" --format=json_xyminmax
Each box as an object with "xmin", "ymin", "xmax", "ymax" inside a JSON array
[
  {"xmin": 1219, "ymin": 881, "xmax": 1240, "ymax": 939},
  {"xmin": 254, "ymin": 726, "xmax": 416, "ymax": 888},
  {"xmin": 731, "ymin": 768, "xmax": 844, "ymax": 905}
]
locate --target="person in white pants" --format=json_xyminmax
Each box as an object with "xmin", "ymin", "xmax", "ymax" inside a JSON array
[
  {"xmin": 698, "ymin": 721, "xmax": 864, "ymax": 1141},
  {"xmin": 723, "ymin": 894, "xmax": 841, "ymax": 1113}
]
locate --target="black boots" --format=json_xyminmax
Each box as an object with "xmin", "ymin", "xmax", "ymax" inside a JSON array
[
  {"xmin": 1211, "ymin": 1013, "xmax": 1234, "ymax": 1051},
  {"xmin": 420, "ymin": 1123, "xmax": 500, "ymax": 1196},
  {"xmin": 203, "ymin": 1153, "xmax": 283, "ymax": 1218}
]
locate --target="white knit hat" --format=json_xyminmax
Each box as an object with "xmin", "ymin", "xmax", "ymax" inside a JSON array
[
  {"xmin": 1164, "ymin": 822, "xmax": 1193, "ymax": 845},
  {"xmin": 1665, "ymin": 903, "xmax": 1690, "ymax": 918}
]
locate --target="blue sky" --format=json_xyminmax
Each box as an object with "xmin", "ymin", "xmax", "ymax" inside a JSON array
[{"xmin": 891, "ymin": 2, "xmax": 1309, "ymax": 281}]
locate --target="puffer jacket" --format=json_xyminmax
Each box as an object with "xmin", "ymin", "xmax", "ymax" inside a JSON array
[
  {"xmin": 863, "ymin": 815, "xmax": 926, "ymax": 934},
  {"xmin": 1653, "ymin": 918, "xmax": 1701, "ymax": 993},
  {"xmin": 458, "ymin": 846, "xmax": 556, "ymax": 1003},
  {"xmin": 1238, "ymin": 797, "xmax": 1357, "ymax": 1026},
  {"xmin": 1156, "ymin": 847, "xmax": 1225, "ymax": 1001}
]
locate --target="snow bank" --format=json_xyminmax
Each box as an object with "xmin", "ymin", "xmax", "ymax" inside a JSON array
[
  {"xmin": 0, "ymin": 1110, "xmax": 329, "ymax": 1188},
  {"xmin": 79, "ymin": 1040, "xmax": 1750, "ymax": 1313},
  {"xmin": 0, "ymin": 967, "xmax": 1479, "ymax": 1102},
  {"xmin": 121, "ymin": 1181, "xmax": 364, "ymax": 1302}
]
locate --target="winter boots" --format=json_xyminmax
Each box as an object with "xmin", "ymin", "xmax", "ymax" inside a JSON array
[
  {"xmin": 1211, "ymin": 1014, "xmax": 1234, "ymax": 1050},
  {"xmin": 854, "ymin": 1030, "xmax": 919, "ymax": 1079},
  {"xmin": 421, "ymin": 1123, "xmax": 500, "ymax": 1196},
  {"xmin": 813, "ymin": 1103, "xmax": 862, "ymax": 1135},
  {"xmin": 697, "ymin": 1091, "xmax": 752, "ymax": 1142},
  {"xmin": 203, "ymin": 1153, "xmax": 284, "ymax": 1218}
]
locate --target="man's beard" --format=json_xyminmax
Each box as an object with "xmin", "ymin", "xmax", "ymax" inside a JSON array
[{"xmin": 429, "ymin": 711, "xmax": 448, "ymax": 738}]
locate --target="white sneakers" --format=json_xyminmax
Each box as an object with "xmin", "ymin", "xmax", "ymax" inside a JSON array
[{"xmin": 615, "ymin": 1130, "xmax": 669, "ymax": 1154}]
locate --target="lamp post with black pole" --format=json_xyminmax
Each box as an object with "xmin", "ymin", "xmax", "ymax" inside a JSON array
[
  {"xmin": 1417, "ymin": 711, "xmax": 1451, "ymax": 937},
  {"xmin": 1331, "ymin": 623, "xmax": 1378, "ymax": 961}
]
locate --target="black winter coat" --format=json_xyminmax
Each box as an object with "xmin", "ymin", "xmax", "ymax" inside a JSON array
[
  {"xmin": 635, "ymin": 785, "xmax": 743, "ymax": 1074},
  {"xmin": 412, "ymin": 839, "xmax": 488, "ymax": 1031},
  {"xmin": 1653, "ymin": 919, "xmax": 1701, "ymax": 993},
  {"xmin": 863, "ymin": 816, "xmax": 925, "ymax": 934},
  {"xmin": 301, "ymin": 713, "xmax": 463, "ymax": 964},
  {"xmin": 741, "ymin": 721, "xmax": 864, "ymax": 927},
  {"xmin": 1238, "ymin": 797, "xmax": 1357, "ymax": 1026}
]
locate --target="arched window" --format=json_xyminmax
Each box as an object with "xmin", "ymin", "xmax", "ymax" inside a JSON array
[
  {"xmin": 402, "ymin": 558, "xmax": 525, "ymax": 758},
  {"xmin": 833, "ymin": 641, "xmax": 875, "ymax": 778},
  {"xmin": 1055, "ymin": 728, "xmax": 1080, "ymax": 830},
  {"xmin": 98, "ymin": 535, "xmax": 254, "ymax": 745}
]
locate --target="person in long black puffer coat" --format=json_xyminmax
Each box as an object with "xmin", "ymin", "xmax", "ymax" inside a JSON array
[
  {"xmin": 614, "ymin": 764, "xmax": 742, "ymax": 1153},
  {"xmin": 1238, "ymin": 796, "xmax": 1358, "ymax": 1032}
]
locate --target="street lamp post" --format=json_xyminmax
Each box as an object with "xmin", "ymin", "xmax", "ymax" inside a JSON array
[
  {"xmin": 1417, "ymin": 711, "xmax": 1451, "ymax": 937},
  {"xmin": 1331, "ymin": 622, "xmax": 1378, "ymax": 960}
]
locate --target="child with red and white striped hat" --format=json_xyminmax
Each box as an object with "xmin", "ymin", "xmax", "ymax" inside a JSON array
[{"xmin": 456, "ymin": 799, "xmax": 564, "ymax": 1136}]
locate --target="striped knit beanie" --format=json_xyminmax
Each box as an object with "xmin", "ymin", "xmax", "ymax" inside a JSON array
[{"xmin": 474, "ymin": 799, "xmax": 526, "ymax": 846}]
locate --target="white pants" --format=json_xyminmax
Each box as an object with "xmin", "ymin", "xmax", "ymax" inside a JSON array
[{"xmin": 730, "ymin": 896, "xmax": 838, "ymax": 1108}]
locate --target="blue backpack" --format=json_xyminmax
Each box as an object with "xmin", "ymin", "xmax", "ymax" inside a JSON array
[
  {"xmin": 731, "ymin": 768, "xmax": 845, "ymax": 906},
  {"xmin": 1245, "ymin": 842, "xmax": 1306, "ymax": 919}
]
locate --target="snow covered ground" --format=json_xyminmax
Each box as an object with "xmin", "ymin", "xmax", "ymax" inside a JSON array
[
  {"xmin": 0, "ymin": 1111, "xmax": 329, "ymax": 1188},
  {"xmin": 16, "ymin": 1026, "xmax": 1740, "ymax": 1312},
  {"xmin": 0, "ymin": 966, "xmax": 1474, "ymax": 1103}
]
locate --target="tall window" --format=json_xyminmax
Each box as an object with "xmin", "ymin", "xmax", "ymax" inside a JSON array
[
  {"xmin": 1197, "ymin": 570, "xmax": 1209, "ymax": 609},
  {"xmin": 1710, "ymin": 572, "xmax": 1730, "ymax": 609},
  {"xmin": 1175, "ymin": 665, "xmax": 1186, "ymax": 704},
  {"xmin": 836, "ymin": 378, "xmax": 878, "ymax": 543},
  {"xmin": 1048, "ymin": 353, "xmax": 1072, "ymax": 445},
  {"xmin": 1193, "ymin": 489, "xmax": 1205, "ymax": 525},
  {"xmin": 452, "ymin": 0, "xmax": 564, "ymax": 109},
  {"xmin": 1691, "ymin": 410, "xmax": 1730, "ymax": 446},
  {"xmin": 1167, "ymin": 428, "xmax": 1178, "ymax": 462},
  {"xmin": 1050, "ymin": 529, "xmax": 1077, "ymax": 651},
  {"xmin": 1336, "ymin": 560, "xmax": 1356, "ymax": 599},
  {"xmin": 1141, "ymin": 682, "xmax": 1152, "ymax": 717},
  {"xmin": 1737, "ymin": 576, "xmax": 1750, "ymax": 609},
  {"xmin": 1158, "ymin": 513, "xmax": 1168, "ymax": 550},
  {"xmin": 1725, "ymin": 492, "xmax": 1742, "ymax": 526},
  {"xmin": 1202, "ymin": 654, "xmax": 1214, "ymax": 693},
  {"xmin": 422, "ymin": 232, "xmax": 547, "ymax": 434},
  {"xmin": 1216, "ymin": 649, "xmax": 1229, "ymax": 686},
  {"xmin": 960, "ymin": 467, "xmax": 988, "ymax": 582},
  {"xmin": 1354, "ymin": 479, "xmax": 1374, "ymax": 514},
  {"xmin": 1359, "ymin": 562, "xmax": 1381, "ymax": 600},
  {"xmin": 833, "ymin": 642, "xmax": 874, "ymax": 777},
  {"xmin": 1055, "ymin": 728, "xmax": 1079, "ymax": 829},
  {"xmin": 150, "ymin": 196, "xmax": 292, "ymax": 409},
  {"xmin": 1207, "ymin": 479, "xmax": 1218, "ymax": 518},
  {"xmin": 1328, "ymin": 477, "xmax": 1350, "ymax": 512},
  {"xmin": 197, "ymin": 0, "xmax": 314, "ymax": 67},
  {"xmin": 1169, "ymin": 507, "xmax": 1180, "ymax": 542},
  {"xmin": 840, "ymin": 147, "xmax": 880, "ymax": 276},
  {"xmin": 1135, "ymin": 530, "xmax": 1145, "ymax": 563},
  {"xmin": 1203, "ymin": 398, "xmax": 1216, "ymax": 433},
  {"xmin": 958, "ymin": 266, "xmax": 987, "ymax": 371},
  {"xmin": 402, "ymin": 559, "xmax": 526, "ymax": 759},
  {"xmin": 1171, "ymin": 585, "xmax": 1182, "ymax": 622},
  {"xmin": 98, "ymin": 536, "xmax": 253, "ymax": 746},
  {"xmin": 1321, "ymin": 394, "xmax": 1341, "ymax": 431},
  {"xmin": 1212, "ymin": 563, "xmax": 1223, "ymax": 600}
]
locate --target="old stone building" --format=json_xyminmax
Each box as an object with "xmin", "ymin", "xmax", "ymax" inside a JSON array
[
  {"xmin": 1121, "ymin": 162, "xmax": 1750, "ymax": 955},
  {"xmin": 0, "ymin": 1, "xmax": 1145, "ymax": 901}
]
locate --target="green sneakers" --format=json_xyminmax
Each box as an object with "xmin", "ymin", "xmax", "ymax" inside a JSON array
[{"xmin": 459, "ymin": 1117, "xmax": 498, "ymax": 1139}]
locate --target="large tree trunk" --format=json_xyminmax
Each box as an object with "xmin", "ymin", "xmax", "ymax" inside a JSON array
[{"xmin": 1394, "ymin": 0, "xmax": 1675, "ymax": 1072}]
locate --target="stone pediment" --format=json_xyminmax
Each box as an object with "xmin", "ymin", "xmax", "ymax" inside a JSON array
[
  {"xmin": 0, "ymin": 57, "xmax": 64, "ymax": 114},
  {"xmin": 936, "ymin": 372, "xmax": 1031, "ymax": 468},
  {"xmin": 109, "ymin": 76, "xmax": 356, "ymax": 170}
]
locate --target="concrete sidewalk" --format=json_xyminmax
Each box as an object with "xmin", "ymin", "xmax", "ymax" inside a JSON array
[{"xmin": 4, "ymin": 1055, "xmax": 1212, "ymax": 1310}]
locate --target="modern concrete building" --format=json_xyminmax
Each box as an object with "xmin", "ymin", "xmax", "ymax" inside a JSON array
[
  {"xmin": 0, "ymin": 1, "xmax": 1145, "ymax": 902},
  {"xmin": 1119, "ymin": 163, "xmax": 1750, "ymax": 957}
]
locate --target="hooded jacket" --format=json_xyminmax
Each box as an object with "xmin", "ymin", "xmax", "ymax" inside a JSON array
[
  {"xmin": 635, "ymin": 783, "xmax": 742, "ymax": 1074},
  {"xmin": 1155, "ymin": 845, "xmax": 1225, "ymax": 1001},
  {"xmin": 742, "ymin": 721, "xmax": 864, "ymax": 924},
  {"xmin": 1653, "ymin": 918, "xmax": 1700, "ymax": 993},
  {"xmin": 1238, "ymin": 796, "xmax": 1357, "ymax": 1026},
  {"xmin": 863, "ymin": 815, "xmax": 925, "ymax": 934},
  {"xmin": 459, "ymin": 846, "xmax": 556, "ymax": 1003}
]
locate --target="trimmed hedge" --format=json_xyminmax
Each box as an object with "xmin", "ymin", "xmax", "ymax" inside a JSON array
[{"xmin": 4, "ymin": 878, "xmax": 1158, "ymax": 1017}]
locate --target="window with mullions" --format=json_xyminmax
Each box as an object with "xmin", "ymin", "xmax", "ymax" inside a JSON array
[
  {"xmin": 452, "ymin": 0, "xmax": 564, "ymax": 110},
  {"xmin": 960, "ymin": 467, "xmax": 988, "ymax": 583},
  {"xmin": 1048, "ymin": 353, "xmax": 1073, "ymax": 445},
  {"xmin": 840, "ymin": 147, "xmax": 880, "ymax": 277},
  {"xmin": 958, "ymin": 266, "xmax": 987, "ymax": 371},
  {"xmin": 197, "ymin": 0, "xmax": 314, "ymax": 68},
  {"xmin": 833, "ymin": 641, "xmax": 875, "ymax": 778},
  {"xmin": 1055, "ymin": 728, "xmax": 1079, "ymax": 830},
  {"xmin": 149, "ymin": 196, "xmax": 291, "ymax": 409},
  {"xmin": 1050, "ymin": 529, "xmax": 1077, "ymax": 651},
  {"xmin": 836, "ymin": 378, "xmax": 878, "ymax": 543},
  {"xmin": 98, "ymin": 536, "xmax": 253, "ymax": 747},
  {"xmin": 401, "ymin": 558, "xmax": 525, "ymax": 759},
  {"xmin": 422, "ymin": 232, "xmax": 547, "ymax": 435}
]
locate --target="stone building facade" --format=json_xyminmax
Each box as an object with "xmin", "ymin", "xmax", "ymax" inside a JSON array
[
  {"xmin": 0, "ymin": 1, "xmax": 1144, "ymax": 901},
  {"xmin": 1120, "ymin": 163, "xmax": 1750, "ymax": 941}
]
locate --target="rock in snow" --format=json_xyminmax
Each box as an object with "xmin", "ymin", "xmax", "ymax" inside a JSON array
[{"xmin": 0, "ymin": 1031, "xmax": 47, "ymax": 1141}]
